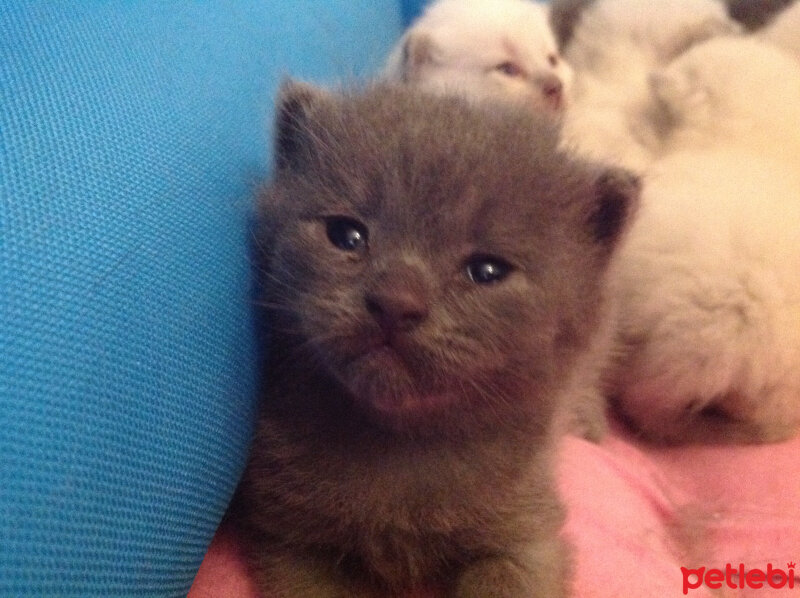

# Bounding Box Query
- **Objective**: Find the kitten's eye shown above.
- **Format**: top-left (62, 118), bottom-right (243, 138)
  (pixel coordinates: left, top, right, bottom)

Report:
top-left (495, 61), bottom-right (524, 77)
top-left (325, 217), bottom-right (368, 252)
top-left (465, 255), bottom-right (513, 285)
top-left (548, 54), bottom-right (559, 68)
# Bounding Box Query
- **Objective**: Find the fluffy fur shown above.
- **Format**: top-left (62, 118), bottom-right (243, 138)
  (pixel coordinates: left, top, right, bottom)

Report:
top-left (548, 0), bottom-right (594, 50)
top-left (237, 82), bottom-right (639, 597)
top-left (566, 0), bottom-right (738, 71)
top-left (610, 37), bottom-right (800, 444)
top-left (759, 1), bottom-right (800, 62)
top-left (560, 0), bottom-right (741, 171)
top-left (549, 0), bottom-right (794, 47)
top-left (651, 37), bottom-right (800, 159)
top-left (383, 0), bottom-right (573, 117)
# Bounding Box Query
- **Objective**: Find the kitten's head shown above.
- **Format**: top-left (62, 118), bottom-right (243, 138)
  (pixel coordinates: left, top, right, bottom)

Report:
top-left (650, 37), bottom-right (800, 144)
top-left (259, 81), bottom-right (638, 434)
top-left (388, 0), bottom-right (573, 117)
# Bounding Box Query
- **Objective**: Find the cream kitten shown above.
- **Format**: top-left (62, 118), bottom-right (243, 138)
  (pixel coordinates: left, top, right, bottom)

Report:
top-left (384, 0), bottom-right (573, 117)
top-left (561, 0), bottom-right (741, 171)
top-left (611, 37), bottom-right (800, 444)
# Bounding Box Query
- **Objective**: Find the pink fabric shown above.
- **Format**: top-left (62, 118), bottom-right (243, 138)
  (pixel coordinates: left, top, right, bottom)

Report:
top-left (189, 523), bottom-right (261, 598)
top-left (190, 419), bottom-right (800, 598)
top-left (560, 421), bottom-right (800, 597)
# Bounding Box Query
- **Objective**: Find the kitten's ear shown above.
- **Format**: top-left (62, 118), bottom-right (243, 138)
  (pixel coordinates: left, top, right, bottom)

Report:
top-left (401, 32), bottom-right (438, 81)
top-left (273, 79), bottom-right (332, 171)
top-left (587, 167), bottom-right (640, 253)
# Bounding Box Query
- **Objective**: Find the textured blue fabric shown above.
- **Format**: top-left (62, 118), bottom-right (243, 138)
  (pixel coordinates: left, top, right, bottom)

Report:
top-left (0, 2), bottom-right (402, 596)
top-left (399, 1), bottom-right (552, 26)
top-left (401, 0), bottom-right (430, 24)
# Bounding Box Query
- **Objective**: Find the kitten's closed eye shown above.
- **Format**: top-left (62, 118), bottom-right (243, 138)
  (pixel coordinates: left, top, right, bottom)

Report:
top-left (465, 255), bottom-right (513, 285)
top-left (548, 54), bottom-right (559, 68)
top-left (325, 216), bottom-right (369, 252)
top-left (494, 61), bottom-right (525, 77)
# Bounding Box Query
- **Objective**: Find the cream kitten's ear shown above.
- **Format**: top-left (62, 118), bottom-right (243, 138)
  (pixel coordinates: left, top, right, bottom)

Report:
top-left (401, 32), bottom-right (439, 81)
top-left (273, 79), bottom-right (333, 171)
top-left (588, 168), bottom-right (640, 255)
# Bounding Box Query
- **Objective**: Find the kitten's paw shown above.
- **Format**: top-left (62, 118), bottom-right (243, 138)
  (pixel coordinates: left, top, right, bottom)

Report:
top-left (556, 364), bottom-right (609, 443)
top-left (568, 390), bottom-right (608, 443)
top-left (576, 411), bottom-right (608, 443)
top-left (452, 540), bottom-right (571, 598)
top-left (555, 399), bottom-right (607, 443)
top-left (251, 549), bottom-right (375, 598)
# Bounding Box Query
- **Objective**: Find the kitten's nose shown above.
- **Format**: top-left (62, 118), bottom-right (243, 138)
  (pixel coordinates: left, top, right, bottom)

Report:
top-left (365, 266), bottom-right (429, 334)
top-left (538, 74), bottom-right (563, 110)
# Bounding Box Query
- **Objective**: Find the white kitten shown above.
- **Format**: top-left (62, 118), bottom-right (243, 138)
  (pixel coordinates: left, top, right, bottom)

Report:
top-left (759, 2), bottom-right (800, 64)
top-left (561, 0), bottom-right (741, 171)
top-left (611, 37), bottom-right (800, 444)
top-left (383, 0), bottom-right (574, 117)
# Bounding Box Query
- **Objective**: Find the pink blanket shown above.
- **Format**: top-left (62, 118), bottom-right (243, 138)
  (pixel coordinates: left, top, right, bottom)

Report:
top-left (190, 418), bottom-right (800, 597)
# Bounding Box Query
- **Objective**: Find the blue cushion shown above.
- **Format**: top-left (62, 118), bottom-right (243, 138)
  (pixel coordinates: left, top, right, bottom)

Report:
top-left (401, 0), bottom-right (430, 24)
top-left (400, 1), bottom-right (552, 26)
top-left (0, 2), bottom-right (402, 596)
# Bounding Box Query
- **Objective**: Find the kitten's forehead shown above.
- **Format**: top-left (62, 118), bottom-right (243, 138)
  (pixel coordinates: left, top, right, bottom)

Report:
top-left (428, 10), bottom-right (558, 67)
top-left (320, 90), bottom-right (558, 178)
top-left (404, 0), bottom-right (560, 71)
top-left (290, 85), bottom-right (588, 251)
top-left (421, 0), bottom-right (554, 42)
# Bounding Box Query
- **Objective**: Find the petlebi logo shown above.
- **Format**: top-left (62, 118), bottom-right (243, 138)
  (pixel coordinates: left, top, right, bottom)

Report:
top-left (682, 562), bottom-right (797, 594)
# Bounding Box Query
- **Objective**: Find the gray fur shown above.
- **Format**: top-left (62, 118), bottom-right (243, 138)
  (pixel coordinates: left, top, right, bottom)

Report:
top-left (237, 82), bottom-right (639, 597)
top-left (726, 0), bottom-right (796, 29)
top-left (549, 0), bottom-right (596, 49)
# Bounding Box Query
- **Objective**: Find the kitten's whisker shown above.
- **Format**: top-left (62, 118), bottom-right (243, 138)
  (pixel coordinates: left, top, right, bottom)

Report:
top-left (258, 267), bottom-right (304, 291)
top-left (248, 226), bottom-right (272, 257)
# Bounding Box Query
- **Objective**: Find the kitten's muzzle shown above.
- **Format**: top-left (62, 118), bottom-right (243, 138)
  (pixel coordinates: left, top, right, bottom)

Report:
top-left (364, 266), bottom-right (430, 336)
top-left (537, 73), bottom-right (564, 112)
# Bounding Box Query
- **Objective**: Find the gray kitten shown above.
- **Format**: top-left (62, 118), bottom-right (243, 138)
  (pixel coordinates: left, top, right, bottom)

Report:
top-left (237, 82), bottom-right (639, 598)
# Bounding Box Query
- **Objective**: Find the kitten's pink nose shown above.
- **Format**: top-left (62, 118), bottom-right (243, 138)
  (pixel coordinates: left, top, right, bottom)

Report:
top-left (538, 74), bottom-right (563, 111)
top-left (365, 267), bottom-right (429, 334)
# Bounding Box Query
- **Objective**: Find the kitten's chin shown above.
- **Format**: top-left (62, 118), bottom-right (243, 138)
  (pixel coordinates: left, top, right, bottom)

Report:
top-left (337, 346), bottom-right (458, 427)
top-left (366, 388), bottom-right (459, 427)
